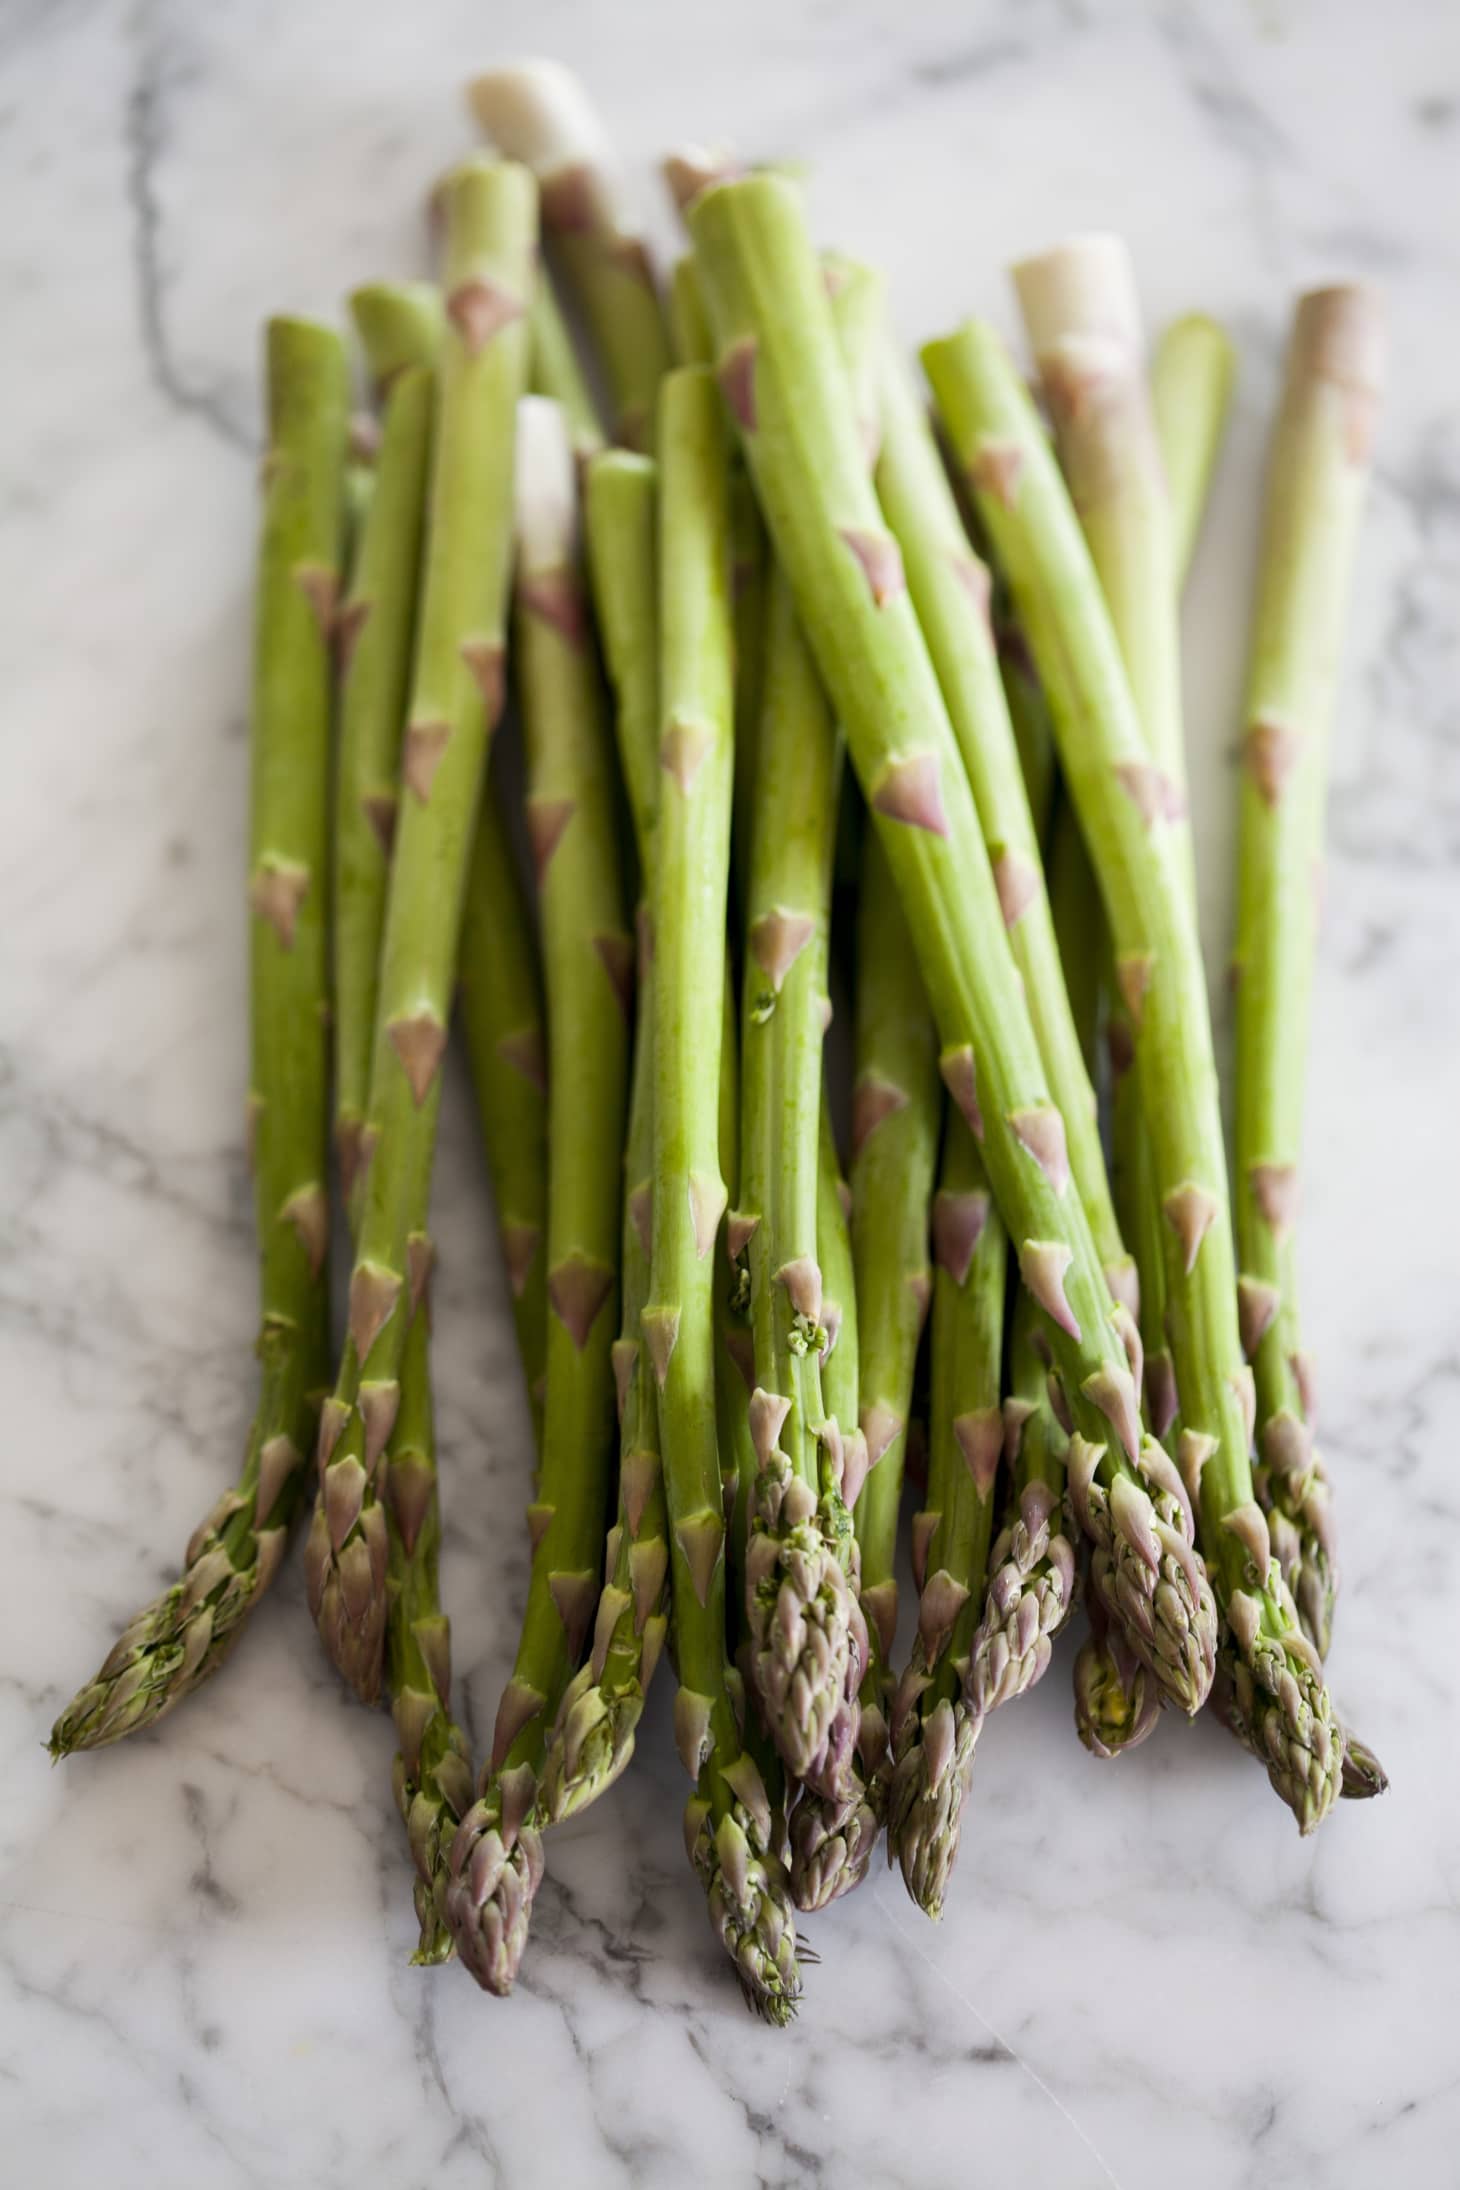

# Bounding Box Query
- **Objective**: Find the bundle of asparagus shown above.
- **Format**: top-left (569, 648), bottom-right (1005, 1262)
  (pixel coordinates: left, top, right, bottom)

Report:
top-left (50, 62), bottom-right (1387, 2026)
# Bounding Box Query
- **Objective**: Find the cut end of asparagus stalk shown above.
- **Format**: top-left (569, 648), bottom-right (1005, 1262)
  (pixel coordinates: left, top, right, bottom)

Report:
top-left (1289, 282), bottom-right (1387, 406)
top-left (514, 393), bottom-right (580, 571)
top-left (442, 1769), bottom-right (546, 1994)
top-left (1011, 232), bottom-right (1143, 360)
top-left (349, 281), bottom-right (445, 394)
top-left (468, 58), bottom-right (619, 228)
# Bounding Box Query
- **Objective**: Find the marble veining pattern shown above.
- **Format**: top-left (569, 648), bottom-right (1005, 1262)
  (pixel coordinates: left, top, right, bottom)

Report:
top-left (2, 2), bottom-right (1457, 2184)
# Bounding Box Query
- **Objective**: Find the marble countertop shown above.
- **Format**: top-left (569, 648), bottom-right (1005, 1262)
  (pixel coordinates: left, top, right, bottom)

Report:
top-left (4, 2), bottom-right (1457, 2184)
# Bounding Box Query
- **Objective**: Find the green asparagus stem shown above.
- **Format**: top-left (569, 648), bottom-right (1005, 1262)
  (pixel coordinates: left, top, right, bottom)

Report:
top-left (968, 1285), bottom-right (1079, 1724)
top-left (690, 175), bottom-right (1213, 1723)
top-left (925, 317), bottom-right (1342, 1831)
top-left (469, 62), bottom-right (671, 451)
top-left (538, 448), bottom-right (670, 1823)
top-left (50, 319), bottom-right (346, 1755)
top-left (789, 830), bottom-right (938, 1909)
top-left (877, 336), bottom-right (1134, 1312)
top-left (383, 1255), bottom-right (475, 1961)
top-left (889, 1111), bottom-right (1005, 1917)
top-left (649, 365), bottom-right (800, 2023)
top-left (336, 285), bottom-right (438, 1204)
top-left (457, 770), bottom-right (551, 1448)
top-left (669, 255), bottom-right (715, 368)
top-left (528, 267), bottom-right (606, 465)
top-left (445, 397), bottom-right (631, 1991)
top-left (816, 1110), bottom-right (858, 1440)
top-left (998, 616), bottom-right (1057, 846)
top-left (1151, 312), bottom-right (1238, 582)
top-left (1233, 287), bottom-right (1384, 1658)
top-left (306, 158), bottom-right (535, 1705)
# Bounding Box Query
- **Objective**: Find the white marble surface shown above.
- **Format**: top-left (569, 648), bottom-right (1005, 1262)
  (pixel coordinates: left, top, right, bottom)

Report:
top-left (4, 2), bottom-right (1458, 2184)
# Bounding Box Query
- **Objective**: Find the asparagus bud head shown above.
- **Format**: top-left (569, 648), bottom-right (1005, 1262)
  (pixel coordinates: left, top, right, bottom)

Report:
top-left (1218, 1578), bottom-right (1345, 1835)
top-left (886, 1693), bottom-right (978, 1920)
top-left (1073, 1595), bottom-right (1162, 1758)
top-left (442, 1765), bottom-right (546, 1994)
top-left (965, 1478), bottom-right (1078, 1719)
top-left (687, 1764), bottom-right (802, 2027)
top-left (1067, 1431), bottom-right (1218, 1714)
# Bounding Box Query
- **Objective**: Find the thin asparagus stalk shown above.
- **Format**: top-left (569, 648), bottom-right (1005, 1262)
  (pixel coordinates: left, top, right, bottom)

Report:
top-left (888, 1110), bottom-right (1005, 1918)
top-left (1233, 287), bottom-right (1384, 1658)
top-left (538, 448), bottom-right (670, 1823)
top-left (816, 1109), bottom-right (858, 1443)
top-left (335, 286), bottom-right (439, 1205)
top-left (789, 830), bottom-right (938, 1910)
top-left (925, 318), bottom-right (1343, 1831)
top-left (457, 770), bottom-right (551, 1449)
top-left (445, 397), bottom-right (631, 1991)
top-left (50, 319), bottom-right (346, 1754)
top-left (469, 62), bottom-right (671, 451)
top-left (343, 287), bottom-right (476, 1958)
top-left (306, 157), bottom-right (535, 1704)
top-left (735, 520), bottom-right (864, 1801)
top-left (689, 175), bottom-right (1213, 1723)
top-left (528, 267), bottom-right (606, 465)
top-left (968, 1285), bottom-right (1078, 1723)
top-left (648, 365), bottom-right (800, 2023)
top-left (1151, 312), bottom-right (1238, 582)
top-left (998, 614), bottom-right (1057, 846)
top-left (383, 1253), bottom-right (475, 1962)
top-left (877, 336), bottom-right (1135, 1313)
top-left (669, 254), bottom-right (715, 368)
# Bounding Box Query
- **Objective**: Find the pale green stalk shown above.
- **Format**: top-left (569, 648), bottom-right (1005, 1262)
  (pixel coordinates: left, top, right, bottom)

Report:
top-left (529, 267), bottom-right (606, 464)
top-left (1152, 312), bottom-right (1237, 581)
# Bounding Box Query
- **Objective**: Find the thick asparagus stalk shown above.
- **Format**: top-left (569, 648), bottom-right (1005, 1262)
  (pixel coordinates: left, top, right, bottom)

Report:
top-left (1151, 312), bottom-right (1237, 583)
top-left (925, 319), bottom-right (1342, 1830)
top-left (50, 319), bottom-right (346, 1755)
top-left (790, 831), bottom-right (938, 1909)
top-left (877, 336), bottom-right (1134, 1312)
top-left (306, 158), bottom-right (535, 1705)
top-left (1233, 287), bottom-right (1384, 1657)
top-left (335, 286), bottom-right (439, 1204)
top-left (538, 449), bottom-right (669, 1823)
top-left (469, 62), bottom-right (670, 451)
top-left (889, 1111), bottom-right (1005, 1917)
top-left (648, 366), bottom-right (800, 2023)
top-left (528, 267), bottom-right (606, 465)
top-left (457, 773), bottom-right (551, 1448)
top-left (689, 175), bottom-right (1213, 1721)
top-left (445, 398), bottom-right (631, 1991)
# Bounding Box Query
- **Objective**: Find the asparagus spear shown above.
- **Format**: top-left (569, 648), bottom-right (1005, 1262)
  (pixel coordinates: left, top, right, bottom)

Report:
top-left (1073, 1585), bottom-right (1161, 1759)
top-left (669, 254), bottom-right (715, 368)
top-left (334, 286), bottom-right (439, 1205)
top-left (50, 320), bottom-right (345, 1754)
top-left (469, 62), bottom-right (670, 451)
top-left (789, 831), bottom-right (938, 1909)
top-left (876, 336), bottom-right (1135, 1313)
top-left (1232, 288), bottom-right (1383, 1662)
top-left (538, 449), bottom-right (669, 1823)
top-left (457, 772), bottom-right (551, 1449)
top-left (528, 267), bottom-right (606, 465)
top-left (648, 365), bottom-right (800, 2023)
top-left (445, 397), bottom-right (631, 1991)
top-left (1151, 312), bottom-right (1238, 583)
top-left (689, 175), bottom-right (1213, 1722)
top-left (816, 1109), bottom-right (859, 1447)
top-left (888, 1110), bottom-right (1005, 1917)
top-left (925, 319), bottom-right (1343, 1831)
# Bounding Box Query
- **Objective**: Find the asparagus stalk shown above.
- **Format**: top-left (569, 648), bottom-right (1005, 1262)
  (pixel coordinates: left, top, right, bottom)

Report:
top-left (816, 1109), bottom-right (858, 1443)
top-left (306, 158), bottom-right (535, 1704)
top-left (648, 365), bottom-right (800, 2023)
top-left (457, 770), bottom-right (551, 1448)
top-left (889, 1110), bottom-right (1005, 1917)
top-left (538, 449), bottom-right (670, 1823)
top-left (383, 1251), bottom-right (475, 1961)
top-left (877, 335), bottom-right (1135, 1313)
top-left (50, 319), bottom-right (346, 1754)
top-left (335, 286), bottom-right (439, 1205)
top-left (790, 830), bottom-right (938, 1909)
top-left (528, 267), bottom-right (606, 465)
top-left (968, 1285), bottom-right (1078, 1724)
top-left (469, 62), bottom-right (670, 451)
top-left (445, 397), bottom-right (631, 1991)
top-left (735, 529), bottom-right (864, 1801)
top-left (1233, 287), bottom-right (1384, 1658)
top-left (1151, 312), bottom-right (1238, 583)
top-left (689, 175), bottom-right (1213, 1722)
top-left (669, 254), bottom-right (715, 368)
top-left (925, 318), bottom-right (1342, 1830)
